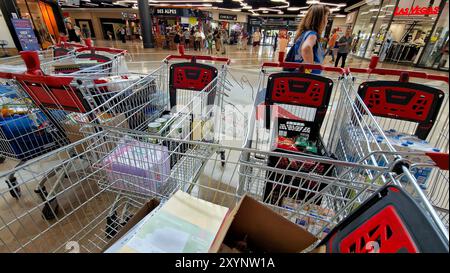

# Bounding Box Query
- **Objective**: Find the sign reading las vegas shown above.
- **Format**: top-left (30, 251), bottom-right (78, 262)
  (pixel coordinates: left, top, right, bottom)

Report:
top-left (394, 5), bottom-right (440, 16)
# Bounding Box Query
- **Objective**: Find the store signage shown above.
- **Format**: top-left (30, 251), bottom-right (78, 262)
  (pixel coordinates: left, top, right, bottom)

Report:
top-left (219, 14), bottom-right (237, 21)
top-left (11, 19), bottom-right (40, 51)
top-left (394, 5), bottom-right (440, 16)
top-left (153, 8), bottom-right (183, 16)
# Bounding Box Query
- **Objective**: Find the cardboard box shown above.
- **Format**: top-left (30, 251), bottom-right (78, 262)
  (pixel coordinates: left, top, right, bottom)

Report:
top-left (210, 195), bottom-right (324, 253)
top-left (102, 199), bottom-right (160, 252)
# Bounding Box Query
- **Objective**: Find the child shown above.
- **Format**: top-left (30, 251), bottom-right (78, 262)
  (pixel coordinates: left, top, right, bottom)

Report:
top-left (207, 33), bottom-right (214, 55)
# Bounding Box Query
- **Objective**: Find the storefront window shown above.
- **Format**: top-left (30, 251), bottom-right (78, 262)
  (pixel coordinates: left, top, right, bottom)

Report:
top-left (381, 0), bottom-right (441, 64)
top-left (351, 0), bottom-right (383, 57)
top-left (418, 0), bottom-right (449, 70)
top-left (364, 0), bottom-right (397, 58)
top-left (16, 0), bottom-right (57, 49)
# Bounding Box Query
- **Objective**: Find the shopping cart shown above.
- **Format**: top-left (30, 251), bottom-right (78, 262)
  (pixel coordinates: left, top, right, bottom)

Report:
top-left (74, 45), bottom-right (232, 169)
top-left (0, 127), bottom-right (447, 252)
top-left (0, 44), bottom-right (132, 200)
top-left (348, 56), bottom-right (449, 231)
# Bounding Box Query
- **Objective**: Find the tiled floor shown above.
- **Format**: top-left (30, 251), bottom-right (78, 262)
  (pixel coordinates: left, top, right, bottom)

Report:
top-left (0, 39), bottom-right (448, 252)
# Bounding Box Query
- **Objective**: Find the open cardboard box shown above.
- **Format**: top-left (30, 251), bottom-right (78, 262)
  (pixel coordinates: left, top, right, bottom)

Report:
top-left (102, 195), bottom-right (326, 253)
top-left (209, 194), bottom-right (326, 253)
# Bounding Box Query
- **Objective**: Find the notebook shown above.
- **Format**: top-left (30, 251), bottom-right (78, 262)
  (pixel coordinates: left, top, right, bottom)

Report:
top-left (115, 190), bottom-right (229, 253)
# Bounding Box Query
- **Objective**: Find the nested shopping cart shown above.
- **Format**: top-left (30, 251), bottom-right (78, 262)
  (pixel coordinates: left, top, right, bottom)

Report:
top-left (236, 53), bottom-right (449, 249)
top-left (72, 45), bottom-right (233, 195)
top-left (348, 56), bottom-right (449, 231)
top-left (0, 126), bottom-right (447, 253)
top-left (0, 44), bottom-right (89, 165)
top-left (0, 45), bottom-right (133, 202)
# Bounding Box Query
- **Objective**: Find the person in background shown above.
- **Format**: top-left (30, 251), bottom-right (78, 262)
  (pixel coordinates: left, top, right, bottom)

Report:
top-left (81, 24), bottom-right (90, 39)
top-left (237, 31), bottom-right (243, 50)
top-left (273, 32), bottom-right (278, 51)
top-left (206, 32), bottom-right (214, 55)
top-left (194, 29), bottom-right (202, 51)
top-left (220, 28), bottom-right (227, 54)
top-left (252, 28), bottom-right (261, 48)
top-left (335, 28), bottom-right (353, 68)
top-left (120, 27), bottom-right (126, 43)
top-left (107, 30), bottom-right (113, 40)
top-left (183, 29), bottom-right (191, 50)
top-left (287, 4), bottom-right (330, 74)
top-left (174, 30), bottom-right (181, 48)
top-left (325, 28), bottom-right (338, 63)
top-left (66, 22), bottom-right (80, 42)
top-left (214, 28), bottom-right (221, 53)
top-left (241, 31), bottom-right (248, 50)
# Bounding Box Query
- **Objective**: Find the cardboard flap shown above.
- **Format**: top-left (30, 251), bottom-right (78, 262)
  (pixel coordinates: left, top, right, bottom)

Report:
top-left (228, 195), bottom-right (317, 252)
top-left (209, 194), bottom-right (245, 252)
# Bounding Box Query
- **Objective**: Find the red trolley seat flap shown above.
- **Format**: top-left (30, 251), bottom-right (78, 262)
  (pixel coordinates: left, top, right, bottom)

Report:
top-left (357, 81), bottom-right (445, 140)
top-left (264, 72), bottom-right (334, 131)
top-left (319, 184), bottom-right (448, 253)
top-left (169, 62), bottom-right (218, 91)
top-left (14, 74), bottom-right (89, 113)
top-left (168, 62), bottom-right (218, 108)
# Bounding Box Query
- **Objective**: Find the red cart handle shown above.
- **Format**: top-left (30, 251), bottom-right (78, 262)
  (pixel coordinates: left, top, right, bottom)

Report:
top-left (163, 45), bottom-right (231, 65)
top-left (75, 46), bottom-right (127, 55)
top-left (426, 152), bottom-right (449, 170)
top-left (262, 51), bottom-right (347, 75)
top-left (349, 56), bottom-right (449, 84)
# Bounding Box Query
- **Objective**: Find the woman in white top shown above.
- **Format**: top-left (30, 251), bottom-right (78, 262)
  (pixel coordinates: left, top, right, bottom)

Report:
top-left (252, 29), bottom-right (261, 47)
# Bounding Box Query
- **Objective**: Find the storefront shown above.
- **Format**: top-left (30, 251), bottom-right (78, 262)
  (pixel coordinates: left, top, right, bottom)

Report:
top-left (248, 17), bottom-right (298, 46)
top-left (0, 0), bottom-right (65, 50)
top-left (348, 0), bottom-right (448, 71)
top-left (13, 0), bottom-right (65, 49)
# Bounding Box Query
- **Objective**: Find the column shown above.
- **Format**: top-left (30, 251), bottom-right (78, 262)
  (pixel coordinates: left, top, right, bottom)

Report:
top-left (138, 0), bottom-right (153, 48)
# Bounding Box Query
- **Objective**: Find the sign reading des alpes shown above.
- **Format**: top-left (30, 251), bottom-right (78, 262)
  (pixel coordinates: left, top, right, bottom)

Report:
top-left (394, 5), bottom-right (440, 16)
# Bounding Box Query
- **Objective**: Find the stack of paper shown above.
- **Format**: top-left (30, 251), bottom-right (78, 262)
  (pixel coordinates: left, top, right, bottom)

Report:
top-left (114, 190), bottom-right (229, 253)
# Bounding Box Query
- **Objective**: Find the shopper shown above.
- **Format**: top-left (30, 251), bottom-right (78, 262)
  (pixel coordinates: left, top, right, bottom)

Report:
top-left (206, 32), bottom-right (214, 55)
top-left (325, 28), bottom-right (338, 63)
top-left (273, 32), bottom-right (278, 51)
top-left (285, 4), bottom-right (330, 74)
top-left (120, 27), bottom-right (126, 43)
top-left (220, 28), bottom-right (227, 54)
top-left (252, 28), bottom-right (261, 47)
top-left (241, 31), bottom-right (248, 50)
top-left (66, 22), bottom-right (80, 43)
top-left (81, 24), bottom-right (90, 39)
top-left (335, 28), bottom-right (353, 68)
top-left (214, 29), bottom-right (221, 53)
top-left (194, 29), bottom-right (202, 51)
top-left (174, 30), bottom-right (181, 47)
top-left (237, 31), bottom-right (243, 50)
top-left (183, 29), bottom-right (190, 49)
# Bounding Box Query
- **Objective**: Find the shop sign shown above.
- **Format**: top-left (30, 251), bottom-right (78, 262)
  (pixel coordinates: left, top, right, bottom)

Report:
top-left (11, 18), bottom-right (40, 51)
top-left (249, 18), bottom-right (261, 25)
top-left (153, 8), bottom-right (183, 16)
top-left (219, 14), bottom-right (237, 21)
top-left (394, 5), bottom-right (440, 16)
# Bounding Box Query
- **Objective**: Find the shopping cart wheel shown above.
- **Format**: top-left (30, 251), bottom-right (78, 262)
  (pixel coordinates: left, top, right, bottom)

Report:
top-left (41, 198), bottom-right (60, 221)
top-left (0, 156), bottom-right (5, 164)
top-left (5, 174), bottom-right (21, 199)
top-left (35, 186), bottom-right (59, 220)
top-left (105, 211), bottom-right (120, 239)
top-left (220, 150), bottom-right (225, 167)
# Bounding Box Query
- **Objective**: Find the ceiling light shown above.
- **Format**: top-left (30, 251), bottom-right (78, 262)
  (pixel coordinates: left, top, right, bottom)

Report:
top-left (231, 9), bottom-right (241, 12)
top-left (278, 11), bottom-right (284, 14)
top-left (320, 2), bottom-right (346, 7)
top-left (242, 5), bottom-right (251, 9)
top-left (306, 0), bottom-right (320, 4)
top-left (287, 7), bottom-right (301, 11)
top-left (335, 14), bottom-right (346, 17)
top-left (262, 10), bottom-right (269, 13)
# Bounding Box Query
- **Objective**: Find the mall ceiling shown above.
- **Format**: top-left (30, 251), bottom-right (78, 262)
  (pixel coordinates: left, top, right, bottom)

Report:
top-left (60, 0), bottom-right (359, 16)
